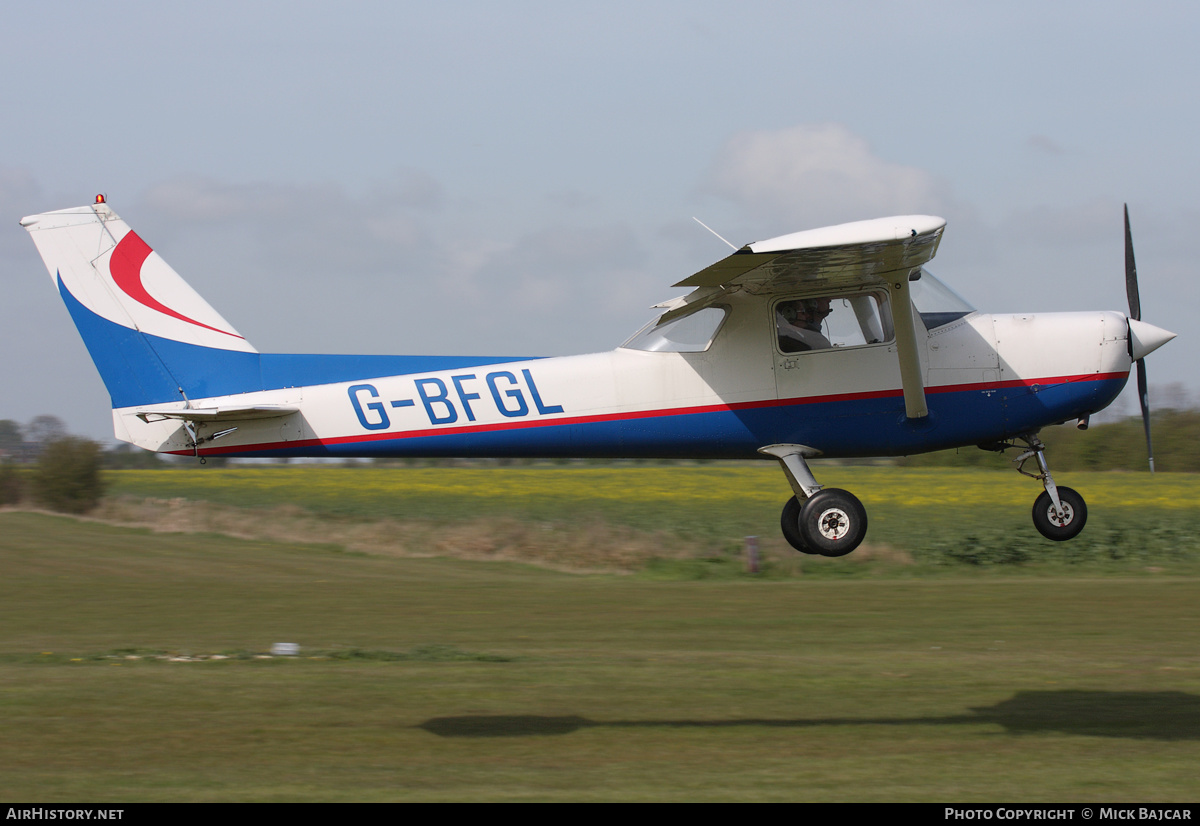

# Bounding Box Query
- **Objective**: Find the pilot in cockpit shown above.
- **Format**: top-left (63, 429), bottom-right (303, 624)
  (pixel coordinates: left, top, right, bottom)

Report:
top-left (777, 297), bottom-right (833, 353)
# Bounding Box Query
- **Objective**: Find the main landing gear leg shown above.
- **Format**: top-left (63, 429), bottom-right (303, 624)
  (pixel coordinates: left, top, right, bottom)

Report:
top-left (759, 445), bottom-right (868, 557)
top-left (1013, 434), bottom-right (1088, 541)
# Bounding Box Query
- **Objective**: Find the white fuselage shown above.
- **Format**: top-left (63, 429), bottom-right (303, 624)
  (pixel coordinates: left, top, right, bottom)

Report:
top-left (117, 285), bottom-right (1133, 461)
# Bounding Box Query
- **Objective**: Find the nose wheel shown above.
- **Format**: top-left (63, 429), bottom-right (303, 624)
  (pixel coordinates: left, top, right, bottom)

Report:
top-left (1032, 486), bottom-right (1087, 541)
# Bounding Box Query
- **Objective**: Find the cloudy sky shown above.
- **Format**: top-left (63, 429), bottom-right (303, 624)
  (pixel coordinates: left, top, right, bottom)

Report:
top-left (2, 1), bottom-right (1196, 441)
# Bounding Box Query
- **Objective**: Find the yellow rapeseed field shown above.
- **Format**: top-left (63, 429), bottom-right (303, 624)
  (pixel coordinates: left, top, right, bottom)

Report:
top-left (108, 464), bottom-right (1200, 510)
top-left (102, 464), bottom-right (1200, 568)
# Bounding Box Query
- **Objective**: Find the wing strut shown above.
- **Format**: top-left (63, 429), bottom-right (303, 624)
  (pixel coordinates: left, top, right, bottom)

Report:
top-left (886, 272), bottom-right (928, 419)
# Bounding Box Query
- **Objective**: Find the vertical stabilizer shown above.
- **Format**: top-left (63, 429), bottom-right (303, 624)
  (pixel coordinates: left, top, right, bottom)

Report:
top-left (21, 202), bottom-right (262, 408)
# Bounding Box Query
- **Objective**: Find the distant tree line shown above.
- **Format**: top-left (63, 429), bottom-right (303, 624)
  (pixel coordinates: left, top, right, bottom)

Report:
top-left (0, 416), bottom-right (169, 469)
top-left (0, 414), bottom-right (67, 463)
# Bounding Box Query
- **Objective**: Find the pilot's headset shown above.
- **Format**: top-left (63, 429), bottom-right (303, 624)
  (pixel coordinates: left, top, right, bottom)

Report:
top-left (802, 298), bottom-right (831, 319)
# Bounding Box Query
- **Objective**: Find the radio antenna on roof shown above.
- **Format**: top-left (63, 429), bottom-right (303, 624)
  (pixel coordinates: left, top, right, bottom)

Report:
top-left (692, 217), bottom-right (737, 251)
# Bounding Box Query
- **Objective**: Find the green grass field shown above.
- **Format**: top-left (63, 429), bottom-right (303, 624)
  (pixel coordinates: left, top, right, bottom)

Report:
top-left (3, 506), bottom-right (1200, 801)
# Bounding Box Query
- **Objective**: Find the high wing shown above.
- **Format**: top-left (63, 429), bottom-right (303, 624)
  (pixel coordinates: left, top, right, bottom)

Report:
top-left (675, 215), bottom-right (945, 291)
top-left (663, 215), bottom-right (946, 419)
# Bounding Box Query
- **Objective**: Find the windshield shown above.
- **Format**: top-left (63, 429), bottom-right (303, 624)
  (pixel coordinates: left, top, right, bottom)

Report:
top-left (910, 269), bottom-right (974, 329)
top-left (622, 306), bottom-right (728, 352)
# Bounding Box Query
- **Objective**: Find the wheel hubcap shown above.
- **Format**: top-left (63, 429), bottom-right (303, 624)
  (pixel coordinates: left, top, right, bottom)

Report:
top-left (1048, 503), bottom-right (1074, 527)
top-left (817, 507), bottom-right (850, 540)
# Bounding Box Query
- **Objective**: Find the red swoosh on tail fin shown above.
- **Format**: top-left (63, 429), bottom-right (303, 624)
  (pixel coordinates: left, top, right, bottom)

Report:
top-left (109, 231), bottom-right (243, 340)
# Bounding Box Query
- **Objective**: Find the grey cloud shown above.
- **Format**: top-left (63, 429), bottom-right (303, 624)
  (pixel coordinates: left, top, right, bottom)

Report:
top-left (703, 123), bottom-right (955, 232)
top-left (114, 178), bottom-right (656, 357)
top-left (452, 223), bottom-right (651, 349)
top-left (1027, 134), bottom-right (1067, 155)
top-left (998, 199), bottom-right (1122, 248)
top-left (545, 189), bottom-right (599, 210)
top-left (126, 177), bottom-right (449, 354)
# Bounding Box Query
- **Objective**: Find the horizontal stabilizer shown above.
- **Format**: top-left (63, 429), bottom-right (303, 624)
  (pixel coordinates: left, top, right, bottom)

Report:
top-left (135, 405), bottom-right (300, 424)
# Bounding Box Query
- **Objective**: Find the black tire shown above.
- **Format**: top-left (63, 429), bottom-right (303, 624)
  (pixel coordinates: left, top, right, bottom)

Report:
top-left (780, 496), bottom-right (814, 554)
top-left (798, 488), bottom-right (867, 557)
top-left (1032, 486), bottom-right (1087, 541)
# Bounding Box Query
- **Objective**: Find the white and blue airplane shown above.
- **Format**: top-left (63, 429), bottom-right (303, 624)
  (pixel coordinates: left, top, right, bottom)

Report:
top-left (21, 197), bottom-right (1175, 556)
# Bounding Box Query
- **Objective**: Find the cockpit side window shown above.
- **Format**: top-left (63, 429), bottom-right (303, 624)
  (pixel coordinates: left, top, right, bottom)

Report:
top-left (775, 293), bottom-right (892, 354)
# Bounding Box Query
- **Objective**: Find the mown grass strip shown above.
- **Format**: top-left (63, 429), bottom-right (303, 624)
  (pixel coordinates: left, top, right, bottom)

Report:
top-left (2, 512), bottom-right (1199, 801)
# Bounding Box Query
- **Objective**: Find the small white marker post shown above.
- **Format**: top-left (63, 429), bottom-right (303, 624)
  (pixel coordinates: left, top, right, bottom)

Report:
top-left (745, 536), bottom-right (759, 574)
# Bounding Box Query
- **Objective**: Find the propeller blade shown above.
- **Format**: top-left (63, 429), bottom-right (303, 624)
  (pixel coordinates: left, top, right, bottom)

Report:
top-left (1137, 358), bottom-right (1154, 473)
top-left (1125, 206), bottom-right (1157, 473)
top-left (1125, 203), bottom-right (1141, 321)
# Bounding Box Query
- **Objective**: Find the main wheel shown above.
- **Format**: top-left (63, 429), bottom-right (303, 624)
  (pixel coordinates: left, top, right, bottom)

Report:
top-left (780, 496), bottom-right (814, 554)
top-left (1032, 486), bottom-right (1087, 541)
top-left (798, 488), bottom-right (867, 557)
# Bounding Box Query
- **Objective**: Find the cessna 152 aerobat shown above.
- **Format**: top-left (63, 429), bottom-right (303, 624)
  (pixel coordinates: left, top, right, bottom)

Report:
top-left (21, 198), bottom-right (1176, 557)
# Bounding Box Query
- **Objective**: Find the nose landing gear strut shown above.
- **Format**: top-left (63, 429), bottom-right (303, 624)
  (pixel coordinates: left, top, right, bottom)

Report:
top-left (1012, 434), bottom-right (1088, 541)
